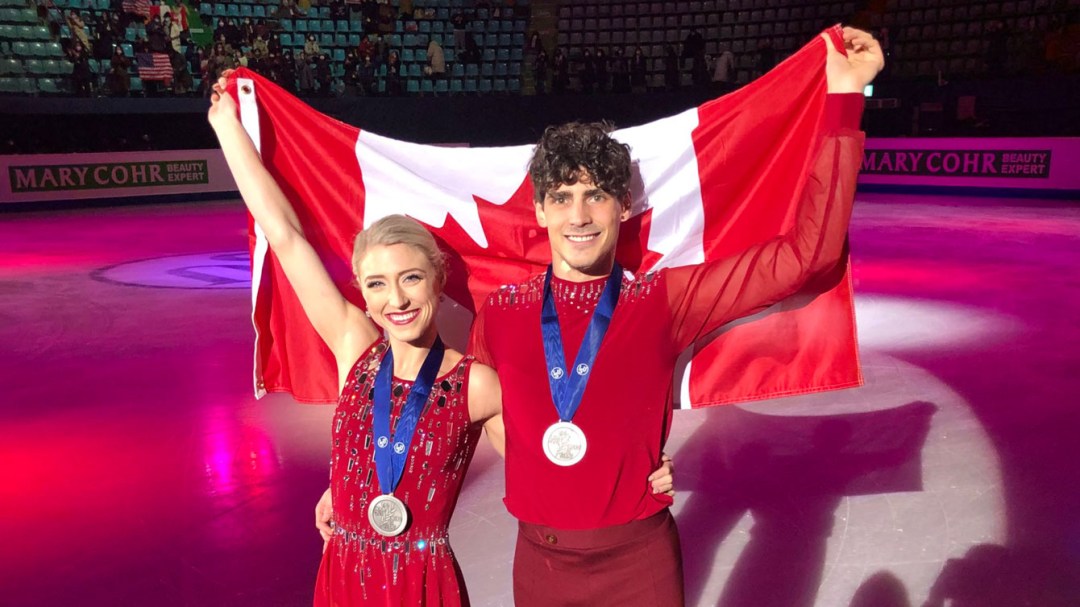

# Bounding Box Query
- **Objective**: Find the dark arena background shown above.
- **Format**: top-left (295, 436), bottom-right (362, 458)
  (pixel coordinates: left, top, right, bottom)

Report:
top-left (2, 1), bottom-right (1079, 606)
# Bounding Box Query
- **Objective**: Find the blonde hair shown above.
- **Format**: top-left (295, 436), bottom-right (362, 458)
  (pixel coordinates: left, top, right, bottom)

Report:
top-left (352, 215), bottom-right (447, 286)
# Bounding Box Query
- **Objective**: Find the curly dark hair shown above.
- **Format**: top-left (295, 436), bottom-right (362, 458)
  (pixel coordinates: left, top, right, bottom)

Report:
top-left (528, 122), bottom-right (632, 204)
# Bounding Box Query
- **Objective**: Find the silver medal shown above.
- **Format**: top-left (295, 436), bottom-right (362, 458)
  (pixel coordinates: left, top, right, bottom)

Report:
top-left (542, 421), bottom-right (588, 466)
top-left (368, 494), bottom-right (409, 536)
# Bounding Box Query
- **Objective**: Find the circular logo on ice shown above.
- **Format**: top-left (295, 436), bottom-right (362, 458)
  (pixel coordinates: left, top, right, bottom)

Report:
top-left (93, 251), bottom-right (251, 289)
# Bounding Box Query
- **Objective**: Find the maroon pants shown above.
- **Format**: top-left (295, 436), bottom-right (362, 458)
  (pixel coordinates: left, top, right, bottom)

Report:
top-left (513, 509), bottom-right (685, 607)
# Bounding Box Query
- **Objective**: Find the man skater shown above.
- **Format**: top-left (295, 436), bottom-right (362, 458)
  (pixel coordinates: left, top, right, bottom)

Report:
top-left (468, 27), bottom-right (884, 606)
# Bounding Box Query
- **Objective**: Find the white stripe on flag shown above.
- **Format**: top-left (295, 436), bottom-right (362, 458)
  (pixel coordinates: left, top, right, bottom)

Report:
top-left (238, 77), bottom-right (269, 399)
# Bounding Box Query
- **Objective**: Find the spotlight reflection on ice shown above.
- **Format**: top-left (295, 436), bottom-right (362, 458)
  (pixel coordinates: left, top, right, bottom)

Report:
top-left (854, 295), bottom-right (1022, 352)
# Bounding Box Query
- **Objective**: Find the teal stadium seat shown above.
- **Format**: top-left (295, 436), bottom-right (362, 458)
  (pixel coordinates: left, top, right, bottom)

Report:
top-left (0, 58), bottom-right (22, 75)
top-left (17, 76), bottom-right (35, 93)
top-left (38, 77), bottom-right (61, 93)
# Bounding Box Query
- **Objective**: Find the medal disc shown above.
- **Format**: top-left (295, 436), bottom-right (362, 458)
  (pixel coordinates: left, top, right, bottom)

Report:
top-left (368, 494), bottom-right (409, 536)
top-left (542, 421), bottom-right (588, 466)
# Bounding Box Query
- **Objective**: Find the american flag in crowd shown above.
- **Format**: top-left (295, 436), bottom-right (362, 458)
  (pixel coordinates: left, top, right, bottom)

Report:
top-left (122, 0), bottom-right (151, 17)
top-left (135, 53), bottom-right (172, 82)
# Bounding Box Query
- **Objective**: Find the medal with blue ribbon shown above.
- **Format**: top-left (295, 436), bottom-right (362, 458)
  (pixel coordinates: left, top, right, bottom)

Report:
top-left (540, 263), bottom-right (623, 466)
top-left (368, 337), bottom-right (445, 536)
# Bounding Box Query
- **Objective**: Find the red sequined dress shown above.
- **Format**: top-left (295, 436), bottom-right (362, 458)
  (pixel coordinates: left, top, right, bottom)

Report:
top-left (314, 340), bottom-right (482, 607)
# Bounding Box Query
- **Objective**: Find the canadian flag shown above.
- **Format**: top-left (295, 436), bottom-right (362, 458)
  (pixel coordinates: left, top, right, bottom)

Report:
top-left (232, 26), bottom-right (862, 408)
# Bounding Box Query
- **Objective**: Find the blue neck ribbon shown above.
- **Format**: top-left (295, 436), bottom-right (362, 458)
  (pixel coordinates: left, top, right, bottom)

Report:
top-left (540, 264), bottom-right (623, 423)
top-left (372, 337), bottom-right (445, 496)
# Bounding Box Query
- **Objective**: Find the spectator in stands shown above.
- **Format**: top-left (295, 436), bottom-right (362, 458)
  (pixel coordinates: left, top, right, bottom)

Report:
top-left (375, 34), bottom-right (390, 66)
top-left (252, 35), bottom-right (269, 60)
top-left (342, 49), bottom-right (359, 96)
top-left (425, 36), bottom-right (445, 79)
top-left (240, 17), bottom-right (255, 46)
top-left (630, 46), bottom-right (647, 93)
top-left (398, 0), bottom-right (413, 19)
top-left (330, 0), bottom-right (347, 23)
top-left (462, 33), bottom-right (481, 65)
top-left (451, 11), bottom-right (467, 49)
top-left (280, 49), bottom-right (297, 93)
top-left (107, 45), bottom-right (131, 97)
top-left (92, 13), bottom-right (114, 60)
top-left (315, 53), bottom-right (330, 96)
top-left (681, 29), bottom-right (704, 70)
top-left (357, 34), bottom-right (375, 62)
top-left (711, 42), bottom-right (735, 94)
top-left (361, 0), bottom-right (379, 34)
top-left (304, 34), bottom-right (321, 61)
top-left (214, 18), bottom-right (228, 43)
top-left (268, 32), bottom-right (283, 56)
top-left (67, 10), bottom-right (91, 52)
top-left (377, 3), bottom-right (395, 34)
top-left (147, 14), bottom-right (167, 53)
top-left (664, 44), bottom-right (679, 90)
top-left (171, 49), bottom-right (193, 95)
top-left (580, 48), bottom-right (596, 93)
top-left (188, 45), bottom-right (203, 80)
top-left (595, 47), bottom-right (609, 93)
top-left (610, 47), bottom-right (630, 94)
top-left (358, 54), bottom-right (376, 96)
top-left (275, 0), bottom-right (301, 19)
top-left (552, 47), bottom-right (569, 94)
top-left (296, 51), bottom-right (315, 95)
top-left (225, 18), bottom-right (243, 48)
top-left (533, 48), bottom-right (548, 95)
top-left (385, 49), bottom-right (403, 96)
top-left (166, 13), bottom-right (183, 54)
top-left (67, 40), bottom-right (94, 97)
top-left (233, 49), bottom-right (248, 69)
